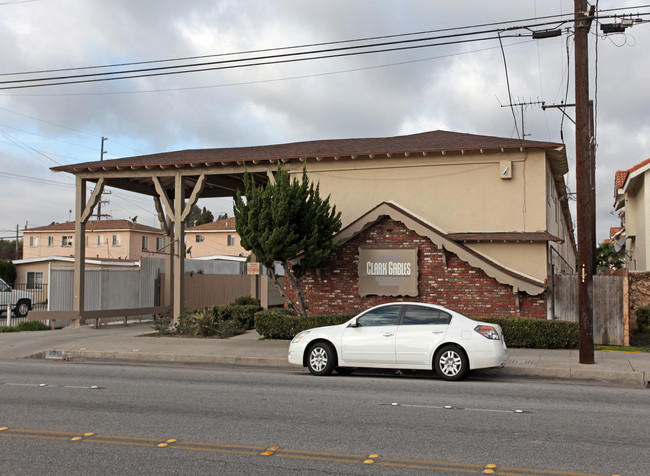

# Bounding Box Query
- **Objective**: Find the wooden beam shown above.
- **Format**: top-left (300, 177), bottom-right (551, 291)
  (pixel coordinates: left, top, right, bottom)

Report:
top-left (153, 196), bottom-right (171, 236)
top-left (181, 173), bottom-right (206, 222)
top-left (80, 177), bottom-right (105, 223)
top-left (153, 176), bottom-right (174, 220)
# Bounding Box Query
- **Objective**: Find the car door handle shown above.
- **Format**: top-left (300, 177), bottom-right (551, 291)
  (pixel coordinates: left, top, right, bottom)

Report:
top-left (382, 332), bottom-right (394, 337)
top-left (432, 331), bottom-right (445, 334)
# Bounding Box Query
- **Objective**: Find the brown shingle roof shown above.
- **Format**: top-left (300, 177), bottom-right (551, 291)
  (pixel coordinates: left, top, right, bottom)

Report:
top-left (52, 130), bottom-right (564, 172)
top-left (25, 219), bottom-right (162, 234)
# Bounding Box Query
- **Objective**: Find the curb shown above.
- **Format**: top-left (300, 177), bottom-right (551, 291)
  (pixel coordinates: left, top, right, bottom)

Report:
top-left (59, 350), bottom-right (290, 369)
top-left (495, 366), bottom-right (648, 388)
top-left (32, 350), bottom-right (649, 388)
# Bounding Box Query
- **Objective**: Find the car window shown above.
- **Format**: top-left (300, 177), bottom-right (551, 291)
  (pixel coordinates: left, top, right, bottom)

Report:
top-left (357, 306), bottom-right (401, 327)
top-left (402, 305), bottom-right (452, 325)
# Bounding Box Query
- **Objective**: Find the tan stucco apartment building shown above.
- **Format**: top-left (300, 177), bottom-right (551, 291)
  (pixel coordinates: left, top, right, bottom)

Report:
top-left (52, 130), bottom-right (575, 320)
top-left (185, 217), bottom-right (248, 258)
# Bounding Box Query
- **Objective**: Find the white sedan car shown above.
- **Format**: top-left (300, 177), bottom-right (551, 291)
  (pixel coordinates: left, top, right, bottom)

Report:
top-left (288, 302), bottom-right (507, 380)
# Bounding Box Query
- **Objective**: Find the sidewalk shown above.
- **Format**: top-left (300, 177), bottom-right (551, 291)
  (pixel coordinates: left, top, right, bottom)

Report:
top-left (0, 322), bottom-right (648, 388)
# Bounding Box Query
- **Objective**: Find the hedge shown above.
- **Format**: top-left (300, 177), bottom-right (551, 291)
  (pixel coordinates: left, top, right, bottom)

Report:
top-left (254, 309), bottom-right (354, 340)
top-left (477, 316), bottom-right (578, 349)
top-left (255, 310), bottom-right (579, 349)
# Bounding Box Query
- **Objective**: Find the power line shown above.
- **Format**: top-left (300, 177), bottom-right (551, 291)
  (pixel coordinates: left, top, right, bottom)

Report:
top-left (0, 13), bottom-right (583, 78)
top-left (0, 33), bottom-right (536, 90)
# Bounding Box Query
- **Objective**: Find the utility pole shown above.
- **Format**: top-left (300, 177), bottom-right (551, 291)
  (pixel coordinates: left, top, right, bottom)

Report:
top-left (575, 1), bottom-right (595, 364)
top-left (97, 137), bottom-right (108, 221)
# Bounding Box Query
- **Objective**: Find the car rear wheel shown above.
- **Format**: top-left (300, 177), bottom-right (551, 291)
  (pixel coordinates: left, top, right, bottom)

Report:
top-left (14, 299), bottom-right (30, 318)
top-left (434, 345), bottom-right (468, 381)
top-left (306, 342), bottom-right (336, 376)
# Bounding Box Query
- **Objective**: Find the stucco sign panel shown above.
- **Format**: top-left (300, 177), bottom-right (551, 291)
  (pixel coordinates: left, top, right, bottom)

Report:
top-left (358, 247), bottom-right (418, 297)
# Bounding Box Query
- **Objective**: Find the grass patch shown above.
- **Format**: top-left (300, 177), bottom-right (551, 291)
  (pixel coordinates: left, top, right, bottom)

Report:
top-left (594, 345), bottom-right (648, 353)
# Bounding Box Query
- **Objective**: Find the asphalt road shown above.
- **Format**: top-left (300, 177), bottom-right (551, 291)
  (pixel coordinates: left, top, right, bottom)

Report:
top-left (0, 360), bottom-right (648, 475)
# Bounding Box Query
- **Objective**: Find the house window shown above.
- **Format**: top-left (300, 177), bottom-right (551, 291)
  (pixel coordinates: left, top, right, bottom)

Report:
top-left (85, 236), bottom-right (89, 246)
top-left (47, 235), bottom-right (54, 247)
top-left (142, 236), bottom-right (149, 251)
top-left (62, 236), bottom-right (73, 247)
top-left (227, 234), bottom-right (235, 246)
top-left (27, 271), bottom-right (43, 290)
top-left (97, 235), bottom-right (103, 246)
top-left (196, 235), bottom-right (205, 243)
top-left (29, 236), bottom-right (38, 247)
top-left (156, 237), bottom-right (165, 251)
top-left (112, 234), bottom-right (121, 247)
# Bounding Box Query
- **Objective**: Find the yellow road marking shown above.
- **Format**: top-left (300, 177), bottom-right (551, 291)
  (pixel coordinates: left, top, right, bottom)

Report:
top-left (0, 426), bottom-right (613, 475)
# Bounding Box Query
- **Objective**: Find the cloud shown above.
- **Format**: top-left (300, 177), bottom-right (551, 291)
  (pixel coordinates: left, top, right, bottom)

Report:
top-left (0, 0), bottom-right (648, 244)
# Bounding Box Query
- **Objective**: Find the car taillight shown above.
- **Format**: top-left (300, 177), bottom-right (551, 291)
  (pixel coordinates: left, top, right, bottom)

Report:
top-left (474, 325), bottom-right (500, 340)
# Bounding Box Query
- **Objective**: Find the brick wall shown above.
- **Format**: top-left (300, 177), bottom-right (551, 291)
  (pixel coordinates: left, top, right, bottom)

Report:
top-left (286, 217), bottom-right (547, 319)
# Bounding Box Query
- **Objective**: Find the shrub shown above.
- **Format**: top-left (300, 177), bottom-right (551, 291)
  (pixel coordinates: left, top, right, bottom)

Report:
top-left (217, 304), bottom-right (262, 330)
top-left (232, 295), bottom-right (261, 307)
top-left (152, 315), bottom-right (173, 335)
top-left (0, 260), bottom-right (17, 284)
top-left (166, 304), bottom-right (260, 338)
top-left (635, 306), bottom-right (650, 332)
top-left (15, 321), bottom-right (49, 331)
top-left (477, 316), bottom-right (578, 349)
top-left (255, 310), bottom-right (354, 340)
top-left (0, 326), bottom-right (19, 333)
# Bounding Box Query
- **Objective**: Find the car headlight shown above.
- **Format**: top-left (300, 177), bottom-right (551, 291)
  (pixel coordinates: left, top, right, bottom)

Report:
top-left (291, 331), bottom-right (310, 343)
top-left (474, 325), bottom-right (500, 340)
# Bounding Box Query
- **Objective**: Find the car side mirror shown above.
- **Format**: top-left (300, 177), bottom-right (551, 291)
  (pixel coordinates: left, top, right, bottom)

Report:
top-left (348, 318), bottom-right (359, 328)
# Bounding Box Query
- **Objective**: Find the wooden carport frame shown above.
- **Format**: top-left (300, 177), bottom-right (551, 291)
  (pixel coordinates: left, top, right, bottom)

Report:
top-left (53, 158), bottom-right (273, 325)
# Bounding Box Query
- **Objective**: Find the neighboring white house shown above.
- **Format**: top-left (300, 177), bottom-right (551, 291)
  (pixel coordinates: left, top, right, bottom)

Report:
top-left (614, 157), bottom-right (650, 270)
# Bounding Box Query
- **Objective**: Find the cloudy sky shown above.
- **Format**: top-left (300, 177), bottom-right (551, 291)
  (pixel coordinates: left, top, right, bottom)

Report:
top-left (1, 0), bottom-right (648, 244)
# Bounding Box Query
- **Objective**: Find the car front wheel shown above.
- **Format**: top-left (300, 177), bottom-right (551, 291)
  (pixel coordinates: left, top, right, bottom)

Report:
top-left (306, 342), bottom-right (336, 376)
top-left (434, 345), bottom-right (468, 381)
top-left (14, 299), bottom-right (30, 318)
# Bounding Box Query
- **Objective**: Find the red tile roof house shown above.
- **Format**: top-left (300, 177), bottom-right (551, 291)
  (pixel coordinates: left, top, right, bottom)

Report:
top-left (22, 219), bottom-right (165, 261)
top-left (51, 130), bottom-right (576, 321)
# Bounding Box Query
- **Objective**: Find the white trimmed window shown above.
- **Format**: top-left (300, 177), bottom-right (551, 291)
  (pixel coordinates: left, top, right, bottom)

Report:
top-left (47, 235), bottom-right (54, 247)
top-left (227, 234), bottom-right (235, 246)
top-left (62, 236), bottom-right (73, 247)
top-left (112, 234), bottom-right (121, 247)
top-left (196, 235), bottom-right (205, 242)
top-left (142, 236), bottom-right (149, 251)
top-left (27, 271), bottom-right (43, 290)
top-left (29, 236), bottom-right (38, 247)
